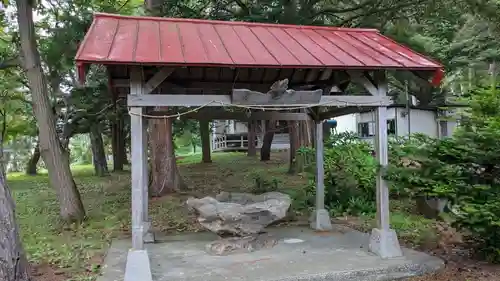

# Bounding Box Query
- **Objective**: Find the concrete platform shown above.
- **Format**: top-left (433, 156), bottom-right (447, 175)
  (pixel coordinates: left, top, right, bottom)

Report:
top-left (98, 226), bottom-right (443, 281)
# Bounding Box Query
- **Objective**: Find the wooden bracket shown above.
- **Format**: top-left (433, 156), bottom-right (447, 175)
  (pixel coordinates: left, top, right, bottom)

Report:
top-left (144, 67), bottom-right (174, 94)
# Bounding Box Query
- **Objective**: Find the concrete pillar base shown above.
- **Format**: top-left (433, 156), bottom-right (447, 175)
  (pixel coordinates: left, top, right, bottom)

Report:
top-left (124, 249), bottom-right (152, 281)
top-left (309, 209), bottom-right (333, 231)
top-left (369, 228), bottom-right (403, 259)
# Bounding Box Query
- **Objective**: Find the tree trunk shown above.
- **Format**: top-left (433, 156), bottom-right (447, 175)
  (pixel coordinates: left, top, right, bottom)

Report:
top-left (288, 121), bottom-right (299, 174)
top-left (25, 140), bottom-right (40, 175)
top-left (0, 154), bottom-right (33, 281)
top-left (260, 120), bottom-right (275, 161)
top-left (90, 125), bottom-right (109, 177)
top-left (247, 120), bottom-right (257, 157)
top-left (200, 120), bottom-right (211, 163)
top-left (111, 114), bottom-right (126, 171)
top-left (16, 0), bottom-right (85, 223)
top-left (149, 117), bottom-right (187, 196)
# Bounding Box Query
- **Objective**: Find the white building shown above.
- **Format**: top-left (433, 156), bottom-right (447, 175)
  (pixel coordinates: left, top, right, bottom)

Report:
top-left (211, 104), bottom-right (461, 151)
top-left (333, 105), bottom-right (460, 142)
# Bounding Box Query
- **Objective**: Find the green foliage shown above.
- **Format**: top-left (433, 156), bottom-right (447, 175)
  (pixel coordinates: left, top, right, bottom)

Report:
top-left (292, 133), bottom-right (378, 217)
top-left (249, 172), bottom-right (281, 194)
top-left (386, 134), bottom-right (466, 199)
top-left (386, 87), bottom-right (500, 262)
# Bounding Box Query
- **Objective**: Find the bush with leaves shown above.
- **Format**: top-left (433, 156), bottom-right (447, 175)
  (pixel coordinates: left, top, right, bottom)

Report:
top-left (294, 132), bottom-right (378, 216)
top-left (386, 87), bottom-right (500, 262)
top-left (386, 134), bottom-right (466, 200)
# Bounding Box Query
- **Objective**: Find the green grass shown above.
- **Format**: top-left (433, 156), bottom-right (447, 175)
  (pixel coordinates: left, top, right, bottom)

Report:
top-left (9, 168), bottom-right (131, 280)
top-left (7, 151), bottom-right (305, 280)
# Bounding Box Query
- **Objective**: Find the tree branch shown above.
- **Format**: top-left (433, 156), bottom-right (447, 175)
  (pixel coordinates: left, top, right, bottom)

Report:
top-left (338, 0), bottom-right (429, 26)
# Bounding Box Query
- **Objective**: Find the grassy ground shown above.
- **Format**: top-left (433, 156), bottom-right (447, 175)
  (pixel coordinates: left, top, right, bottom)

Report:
top-left (8, 152), bottom-right (307, 281)
top-left (7, 151), bottom-right (500, 281)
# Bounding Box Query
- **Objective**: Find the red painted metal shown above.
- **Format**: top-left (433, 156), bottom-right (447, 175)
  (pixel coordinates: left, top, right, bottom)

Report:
top-left (75, 13), bottom-right (444, 84)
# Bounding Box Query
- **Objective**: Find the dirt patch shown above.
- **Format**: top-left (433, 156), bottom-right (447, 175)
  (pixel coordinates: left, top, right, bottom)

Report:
top-left (31, 264), bottom-right (67, 281)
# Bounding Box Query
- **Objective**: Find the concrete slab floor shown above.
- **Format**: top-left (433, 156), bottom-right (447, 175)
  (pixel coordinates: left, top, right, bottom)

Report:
top-left (98, 226), bottom-right (444, 281)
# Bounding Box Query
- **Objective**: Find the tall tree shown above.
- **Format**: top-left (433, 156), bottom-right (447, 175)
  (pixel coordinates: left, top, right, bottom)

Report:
top-left (15, 0), bottom-right (85, 222)
top-left (0, 143), bottom-right (32, 281)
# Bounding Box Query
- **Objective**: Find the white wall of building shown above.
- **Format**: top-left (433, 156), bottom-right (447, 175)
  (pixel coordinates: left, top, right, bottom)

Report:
top-left (394, 108), bottom-right (439, 138)
top-left (335, 108), bottom-right (455, 140)
top-left (332, 113), bottom-right (358, 133)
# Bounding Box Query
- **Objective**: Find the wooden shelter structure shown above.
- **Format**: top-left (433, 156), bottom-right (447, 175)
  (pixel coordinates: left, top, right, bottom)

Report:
top-left (75, 13), bottom-right (444, 281)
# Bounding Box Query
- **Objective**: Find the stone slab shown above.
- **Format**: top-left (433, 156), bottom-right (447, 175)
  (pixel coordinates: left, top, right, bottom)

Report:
top-left (98, 226), bottom-right (443, 281)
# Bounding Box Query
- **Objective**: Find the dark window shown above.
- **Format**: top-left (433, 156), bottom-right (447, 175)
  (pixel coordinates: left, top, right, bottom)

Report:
top-left (358, 119), bottom-right (396, 137)
top-left (358, 122), bottom-right (374, 137)
top-left (387, 119), bottom-right (396, 135)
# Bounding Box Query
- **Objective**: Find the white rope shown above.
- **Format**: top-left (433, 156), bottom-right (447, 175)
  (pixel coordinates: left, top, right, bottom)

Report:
top-left (127, 97), bottom-right (385, 119)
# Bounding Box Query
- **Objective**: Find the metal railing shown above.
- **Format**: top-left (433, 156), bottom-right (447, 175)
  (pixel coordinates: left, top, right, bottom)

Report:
top-left (212, 133), bottom-right (290, 151)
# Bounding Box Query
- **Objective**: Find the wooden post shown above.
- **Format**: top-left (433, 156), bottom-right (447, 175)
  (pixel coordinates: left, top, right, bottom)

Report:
top-left (310, 118), bottom-right (332, 231)
top-left (374, 102), bottom-right (390, 231)
top-left (369, 70), bottom-right (402, 258)
top-left (129, 66), bottom-right (149, 250)
top-left (315, 121), bottom-right (325, 211)
top-left (248, 121), bottom-right (257, 156)
top-left (200, 120), bottom-right (212, 163)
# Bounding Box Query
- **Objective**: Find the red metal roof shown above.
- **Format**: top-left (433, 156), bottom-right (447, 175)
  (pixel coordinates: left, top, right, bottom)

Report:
top-left (76, 13), bottom-right (444, 84)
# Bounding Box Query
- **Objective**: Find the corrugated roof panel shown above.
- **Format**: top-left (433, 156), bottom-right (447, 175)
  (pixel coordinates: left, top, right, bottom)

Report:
top-left (232, 25), bottom-right (278, 65)
top-left (250, 26), bottom-right (301, 66)
top-left (354, 33), bottom-right (420, 67)
top-left (284, 28), bottom-right (342, 66)
top-left (177, 22), bottom-right (209, 63)
top-left (136, 20), bottom-right (160, 62)
top-left (267, 27), bottom-right (321, 66)
top-left (77, 16), bottom-right (118, 61)
top-left (75, 13), bottom-right (444, 76)
top-left (302, 29), bottom-right (363, 66)
top-left (362, 32), bottom-right (439, 67)
top-left (107, 19), bottom-right (136, 62)
top-left (158, 21), bottom-right (184, 63)
top-left (197, 24), bottom-right (233, 64)
top-left (214, 24), bottom-right (255, 65)
top-left (342, 33), bottom-right (402, 67)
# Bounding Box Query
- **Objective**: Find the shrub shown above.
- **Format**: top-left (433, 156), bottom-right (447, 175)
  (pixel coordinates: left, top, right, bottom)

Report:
top-left (385, 87), bottom-right (500, 262)
top-left (293, 133), bottom-right (378, 216)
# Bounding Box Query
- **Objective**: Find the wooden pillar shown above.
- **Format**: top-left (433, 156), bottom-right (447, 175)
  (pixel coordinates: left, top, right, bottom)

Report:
top-left (374, 103), bottom-right (390, 231)
top-left (129, 67), bottom-right (149, 250)
top-left (200, 120), bottom-right (211, 163)
top-left (315, 121), bottom-right (325, 210)
top-left (310, 118), bottom-right (332, 231)
top-left (369, 70), bottom-right (402, 258)
top-left (248, 120), bottom-right (257, 156)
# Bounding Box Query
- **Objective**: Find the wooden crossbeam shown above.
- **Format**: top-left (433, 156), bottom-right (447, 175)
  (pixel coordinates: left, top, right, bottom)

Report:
top-left (173, 110), bottom-right (313, 121)
top-left (127, 94), bottom-right (391, 107)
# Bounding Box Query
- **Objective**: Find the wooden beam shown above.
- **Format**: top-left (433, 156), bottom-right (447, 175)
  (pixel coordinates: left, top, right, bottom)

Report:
top-left (347, 71), bottom-right (378, 96)
top-left (113, 79), bottom-right (340, 92)
top-left (144, 67), bottom-right (174, 94)
top-left (148, 109), bottom-right (313, 121)
top-left (319, 106), bottom-right (362, 120)
top-left (232, 89), bottom-right (323, 105)
top-left (127, 94), bottom-right (392, 107)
